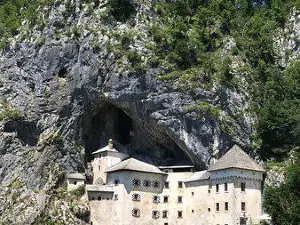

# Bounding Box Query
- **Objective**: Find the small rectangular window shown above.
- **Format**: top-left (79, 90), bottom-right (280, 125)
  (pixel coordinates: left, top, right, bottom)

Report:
top-left (241, 183), bottom-right (246, 192)
top-left (178, 196), bottom-right (183, 203)
top-left (162, 210), bottom-right (168, 218)
top-left (208, 208), bottom-right (211, 212)
top-left (114, 194), bottom-right (118, 201)
top-left (99, 166), bottom-right (101, 171)
top-left (216, 203), bottom-right (220, 212)
top-left (163, 196), bottom-right (169, 203)
top-left (191, 192), bottom-right (194, 196)
top-left (224, 183), bottom-right (228, 192)
top-left (216, 184), bottom-right (219, 193)
top-left (241, 202), bottom-right (246, 211)
top-left (177, 211), bottom-right (183, 218)
top-left (165, 181), bottom-right (169, 189)
top-left (178, 181), bottom-right (183, 188)
top-left (225, 202), bottom-right (228, 211)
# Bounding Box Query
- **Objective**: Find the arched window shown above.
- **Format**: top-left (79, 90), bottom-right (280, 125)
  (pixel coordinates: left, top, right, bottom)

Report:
top-left (132, 193), bottom-right (141, 201)
top-left (153, 196), bottom-right (160, 203)
top-left (132, 179), bottom-right (141, 186)
top-left (143, 180), bottom-right (151, 187)
top-left (132, 208), bottom-right (140, 217)
top-left (152, 210), bottom-right (160, 218)
top-left (153, 181), bottom-right (160, 188)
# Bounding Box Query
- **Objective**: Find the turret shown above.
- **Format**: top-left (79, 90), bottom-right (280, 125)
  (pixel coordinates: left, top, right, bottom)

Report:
top-left (91, 139), bottom-right (129, 184)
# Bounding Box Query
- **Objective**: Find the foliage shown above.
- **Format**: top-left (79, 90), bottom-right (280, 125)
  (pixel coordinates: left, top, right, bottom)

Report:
top-left (107, 0), bottom-right (136, 22)
top-left (150, 0), bottom-right (300, 160)
top-left (69, 185), bottom-right (85, 198)
top-left (264, 151), bottom-right (300, 225)
top-left (0, 102), bottom-right (22, 121)
top-left (0, 0), bottom-right (53, 48)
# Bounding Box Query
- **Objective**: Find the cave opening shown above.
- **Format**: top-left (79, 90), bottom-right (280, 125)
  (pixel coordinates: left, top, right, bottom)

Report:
top-left (83, 101), bottom-right (190, 166)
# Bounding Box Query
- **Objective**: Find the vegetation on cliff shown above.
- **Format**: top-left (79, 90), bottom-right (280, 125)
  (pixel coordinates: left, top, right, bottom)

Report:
top-left (0, 0), bottom-right (300, 224)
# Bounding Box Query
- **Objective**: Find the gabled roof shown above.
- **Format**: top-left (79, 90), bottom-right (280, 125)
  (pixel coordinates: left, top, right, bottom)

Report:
top-left (106, 158), bottom-right (166, 174)
top-left (67, 173), bottom-right (85, 180)
top-left (92, 144), bottom-right (118, 154)
top-left (208, 145), bottom-right (265, 172)
top-left (92, 139), bottom-right (128, 155)
top-left (185, 170), bottom-right (210, 182)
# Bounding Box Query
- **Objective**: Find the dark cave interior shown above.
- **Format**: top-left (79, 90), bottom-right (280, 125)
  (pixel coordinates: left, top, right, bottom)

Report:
top-left (82, 101), bottom-right (190, 166)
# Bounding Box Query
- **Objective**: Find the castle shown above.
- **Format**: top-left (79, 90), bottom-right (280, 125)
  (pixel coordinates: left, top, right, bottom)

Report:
top-left (68, 139), bottom-right (267, 225)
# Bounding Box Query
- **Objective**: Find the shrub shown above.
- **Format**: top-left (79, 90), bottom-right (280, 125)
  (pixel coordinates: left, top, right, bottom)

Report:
top-left (107, 0), bottom-right (136, 22)
top-left (70, 185), bottom-right (85, 198)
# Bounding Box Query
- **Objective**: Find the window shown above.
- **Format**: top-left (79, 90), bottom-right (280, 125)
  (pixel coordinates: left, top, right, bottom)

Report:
top-left (132, 179), bottom-right (141, 186)
top-left (153, 196), bottom-right (160, 203)
top-left (114, 179), bottom-right (120, 185)
top-left (164, 223), bottom-right (168, 225)
top-left (132, 194), bottom-right (141, 202)
top-left (132, 208), bottom-right (140, 217)
top-left (241, 202), bottom-right (246, 211)
top-left (98, 196), bottom-right (101, 201)
top-left (163, 196), bottom-right (169, 203)
top-left (162, 210), bottom-right (168, 218)
top-left (192, 210), bottom-right (194, 213)
top-left (178, 196), bottom-right (183, 203)
top-left (152, 210), bottom-right (160, 218)
top-left (208, 208), bottom-right (211, 212)
top-left (225, 202), bottom-right (229, 211)
top-left (240, 218), bottom-right (247, 225)
top-left (98, 165), bottom-right (101, 171)
top-left (114, 194), bottom-right (118, 201)
top-left (241, 183), bottom-right (246, 192)
top-left (208, 189), bottom-right (211, 193)
top-left (216, 203), bottom-right (220, 212)
top-left (143, 180), bottom-right (151, 187)
top-left (164, 181), bottom-right (169, 189)
top-left (216, 184), bottom-right (219, 193)
top-left (191, 192), bottom-right (194, 196)
top-left (177, 211), bottom-right (183, 218)
top-left (224, 183), bottom-right (228, 192)
top-left (153, 181), bottom-right (160, 188)
top-left (73, 181), bottom-right (77, 185)
top-left (91, 197), bottom-right (95, 200)
top-left (106, 197), bottom-right (110, 200)
top-left (178, 181), bottom-right (183, 188)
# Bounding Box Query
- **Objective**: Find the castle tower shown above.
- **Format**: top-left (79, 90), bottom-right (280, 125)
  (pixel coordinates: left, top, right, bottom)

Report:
top-left (91, 139), bottom-right (129, 184)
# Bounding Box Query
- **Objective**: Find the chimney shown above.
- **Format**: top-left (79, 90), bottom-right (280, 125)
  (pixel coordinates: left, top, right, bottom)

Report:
top-left (108, 139), bottom-right (113, 150)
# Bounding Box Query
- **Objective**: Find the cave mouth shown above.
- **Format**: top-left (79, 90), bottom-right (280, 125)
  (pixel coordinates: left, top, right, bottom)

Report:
top-left (82, 101), bottom-right (190, 165)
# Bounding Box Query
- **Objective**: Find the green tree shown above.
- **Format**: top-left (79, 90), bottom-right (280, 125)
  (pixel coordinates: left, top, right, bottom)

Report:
top-left (264, 151), bottom-right (300, 225)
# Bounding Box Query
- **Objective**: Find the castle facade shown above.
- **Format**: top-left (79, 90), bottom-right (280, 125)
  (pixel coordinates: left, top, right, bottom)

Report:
top-left (69, 140), bottom-right (265, 225)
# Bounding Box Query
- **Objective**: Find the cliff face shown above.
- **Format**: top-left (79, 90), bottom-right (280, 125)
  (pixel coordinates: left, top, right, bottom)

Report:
top-left (0, 1), bottom-right (299, 224)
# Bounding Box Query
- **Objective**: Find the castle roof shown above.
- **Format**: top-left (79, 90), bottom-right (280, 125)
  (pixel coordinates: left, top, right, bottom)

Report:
top-left (185, 170), bottom-right (210, 182)
top-left (67, 173), bottom-right (85, 180)
top-left (92, 139), bottom-right (126, 155)
top-left (208, 145), bottom-right (265, 172)
top-left (86, 184), bottom-right (114, 192)
top-left (92, 145), bottom-right (118, 154)
top-left (106, 158), bottom-right (166, 174)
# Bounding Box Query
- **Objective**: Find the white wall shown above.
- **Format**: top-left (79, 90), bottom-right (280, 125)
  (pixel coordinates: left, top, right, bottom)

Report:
top-left (67, 178), bottom-right (85, 191)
